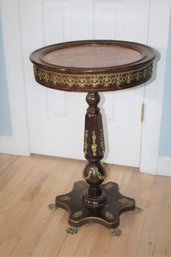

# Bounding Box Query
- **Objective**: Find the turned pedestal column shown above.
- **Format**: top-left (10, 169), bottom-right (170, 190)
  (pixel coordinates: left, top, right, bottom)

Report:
top-left (83, 92), bottom-right (107, 207)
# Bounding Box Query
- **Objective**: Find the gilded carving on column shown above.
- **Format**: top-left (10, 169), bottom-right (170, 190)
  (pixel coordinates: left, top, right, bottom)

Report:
top-left (83, 167), bottom-right (106, 181)
top-left (100, 129), bottom-right (105, 154)
top-left (91, 130), bottom-right (97, 156)
top-left (84, 130), bottom-right (88, 155)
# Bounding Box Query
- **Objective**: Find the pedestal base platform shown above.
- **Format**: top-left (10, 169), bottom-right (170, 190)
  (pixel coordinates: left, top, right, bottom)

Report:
top-left (55, 181), bottom-right (135, 229)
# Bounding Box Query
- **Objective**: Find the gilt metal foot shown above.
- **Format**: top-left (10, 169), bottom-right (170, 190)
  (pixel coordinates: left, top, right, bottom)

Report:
top-left (110, 228), bottom-right (121, 237)
top-left (66, 227), bottom-right (77, 235)
top-left (133, 207), bottom-right (143, 214)
top-left (48, 203), bottom-right (57, 211)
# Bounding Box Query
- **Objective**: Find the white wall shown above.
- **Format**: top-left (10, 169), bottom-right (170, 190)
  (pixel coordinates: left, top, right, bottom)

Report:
top-left (0, 14), bottom-right (12, 136)
top-left (157, 12), bottom-right (171, 176)
top-left (0, 0), bottom-right (29, 155)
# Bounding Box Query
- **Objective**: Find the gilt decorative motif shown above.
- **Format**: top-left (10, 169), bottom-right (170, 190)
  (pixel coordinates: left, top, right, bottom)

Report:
top-left (105, 211), bottom-right (114, 221)
top-left (91, 130), bottom-right (97, 156)
top-left (83, 167), bottom-right (106, 181)
top-left (34, 63), bottom-right (153, 91)
top-left (59, 195), bottom-right (71, 202)
top-left (100, 129), bottom-right (105, 154)
top-left (118, 197), bottom-right (134, 206)
top-left (83, 130), bottom-right (88, 155)
top-left (73, 211), bottom-right (83, 218)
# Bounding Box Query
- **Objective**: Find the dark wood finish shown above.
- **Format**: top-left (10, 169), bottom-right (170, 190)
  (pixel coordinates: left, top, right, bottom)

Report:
top-left (30, 40), bottom-right (156, 230)
top-left (83, 92), bottom-right (106, 205)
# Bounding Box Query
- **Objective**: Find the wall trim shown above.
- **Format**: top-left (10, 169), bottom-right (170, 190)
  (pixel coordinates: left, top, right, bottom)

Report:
top-left (0, 135), bottom-right (30, 156)
top-left (157, 156), bottom-right (171, 176)
top-left (139, 0), bottom-right (171, 175)
top-left (0, 0), bottom-right (30, 155)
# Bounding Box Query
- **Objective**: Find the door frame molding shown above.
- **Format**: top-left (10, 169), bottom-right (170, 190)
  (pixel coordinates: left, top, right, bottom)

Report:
top-left (139, 0), bottom-right (171, 174)
top-left (0, 0), bottom-right (29, 155)
top-left (0, 0), bottom-right (170, 174)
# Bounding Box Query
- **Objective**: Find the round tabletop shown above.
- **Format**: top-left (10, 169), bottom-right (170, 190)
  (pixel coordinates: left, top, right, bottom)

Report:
top-left (30, 40), bottom-right (156, 92)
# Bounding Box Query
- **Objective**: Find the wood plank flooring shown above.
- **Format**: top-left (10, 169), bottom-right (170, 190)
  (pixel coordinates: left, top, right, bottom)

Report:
top-left (0, 154), bottom-right (170, 257)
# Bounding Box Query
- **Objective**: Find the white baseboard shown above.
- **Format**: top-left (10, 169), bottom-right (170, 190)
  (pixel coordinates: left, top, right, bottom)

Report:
top-left (157, 156), bottom-right (171, 176)
top-left (0, 135), bottom-right (30, 156)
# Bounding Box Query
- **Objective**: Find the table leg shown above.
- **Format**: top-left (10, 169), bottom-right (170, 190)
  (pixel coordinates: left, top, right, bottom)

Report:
top-left (55, 92), bottom-right (135, 229)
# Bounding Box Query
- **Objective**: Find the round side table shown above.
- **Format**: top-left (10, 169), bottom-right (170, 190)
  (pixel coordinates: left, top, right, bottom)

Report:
top-left (30, 40), bottom-right (156, 231)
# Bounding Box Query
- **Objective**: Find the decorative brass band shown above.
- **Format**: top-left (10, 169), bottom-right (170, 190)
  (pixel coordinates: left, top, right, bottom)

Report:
top-left (34, 63), bottom-right (153, 91)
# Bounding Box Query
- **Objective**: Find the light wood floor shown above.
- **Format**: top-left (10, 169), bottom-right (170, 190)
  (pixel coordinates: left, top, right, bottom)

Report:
top-left (0, 154), bottom-right (171, 257)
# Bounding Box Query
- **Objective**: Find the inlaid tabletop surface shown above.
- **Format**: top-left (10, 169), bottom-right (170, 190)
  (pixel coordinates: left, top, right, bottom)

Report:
top-left (43, 45), bottom-right (143, 68)
top-left (30, 40), bottom-right (156, 92)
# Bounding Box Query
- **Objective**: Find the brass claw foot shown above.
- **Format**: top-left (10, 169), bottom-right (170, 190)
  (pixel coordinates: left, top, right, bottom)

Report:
top-left (110, 228), bottom-right (121, 237)
top-left (48, 203), bottom-right (57, 211)
top-left (66, 227), bottom-right (77, 235)
top-left (133, 207), bottom-right (143, 214)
